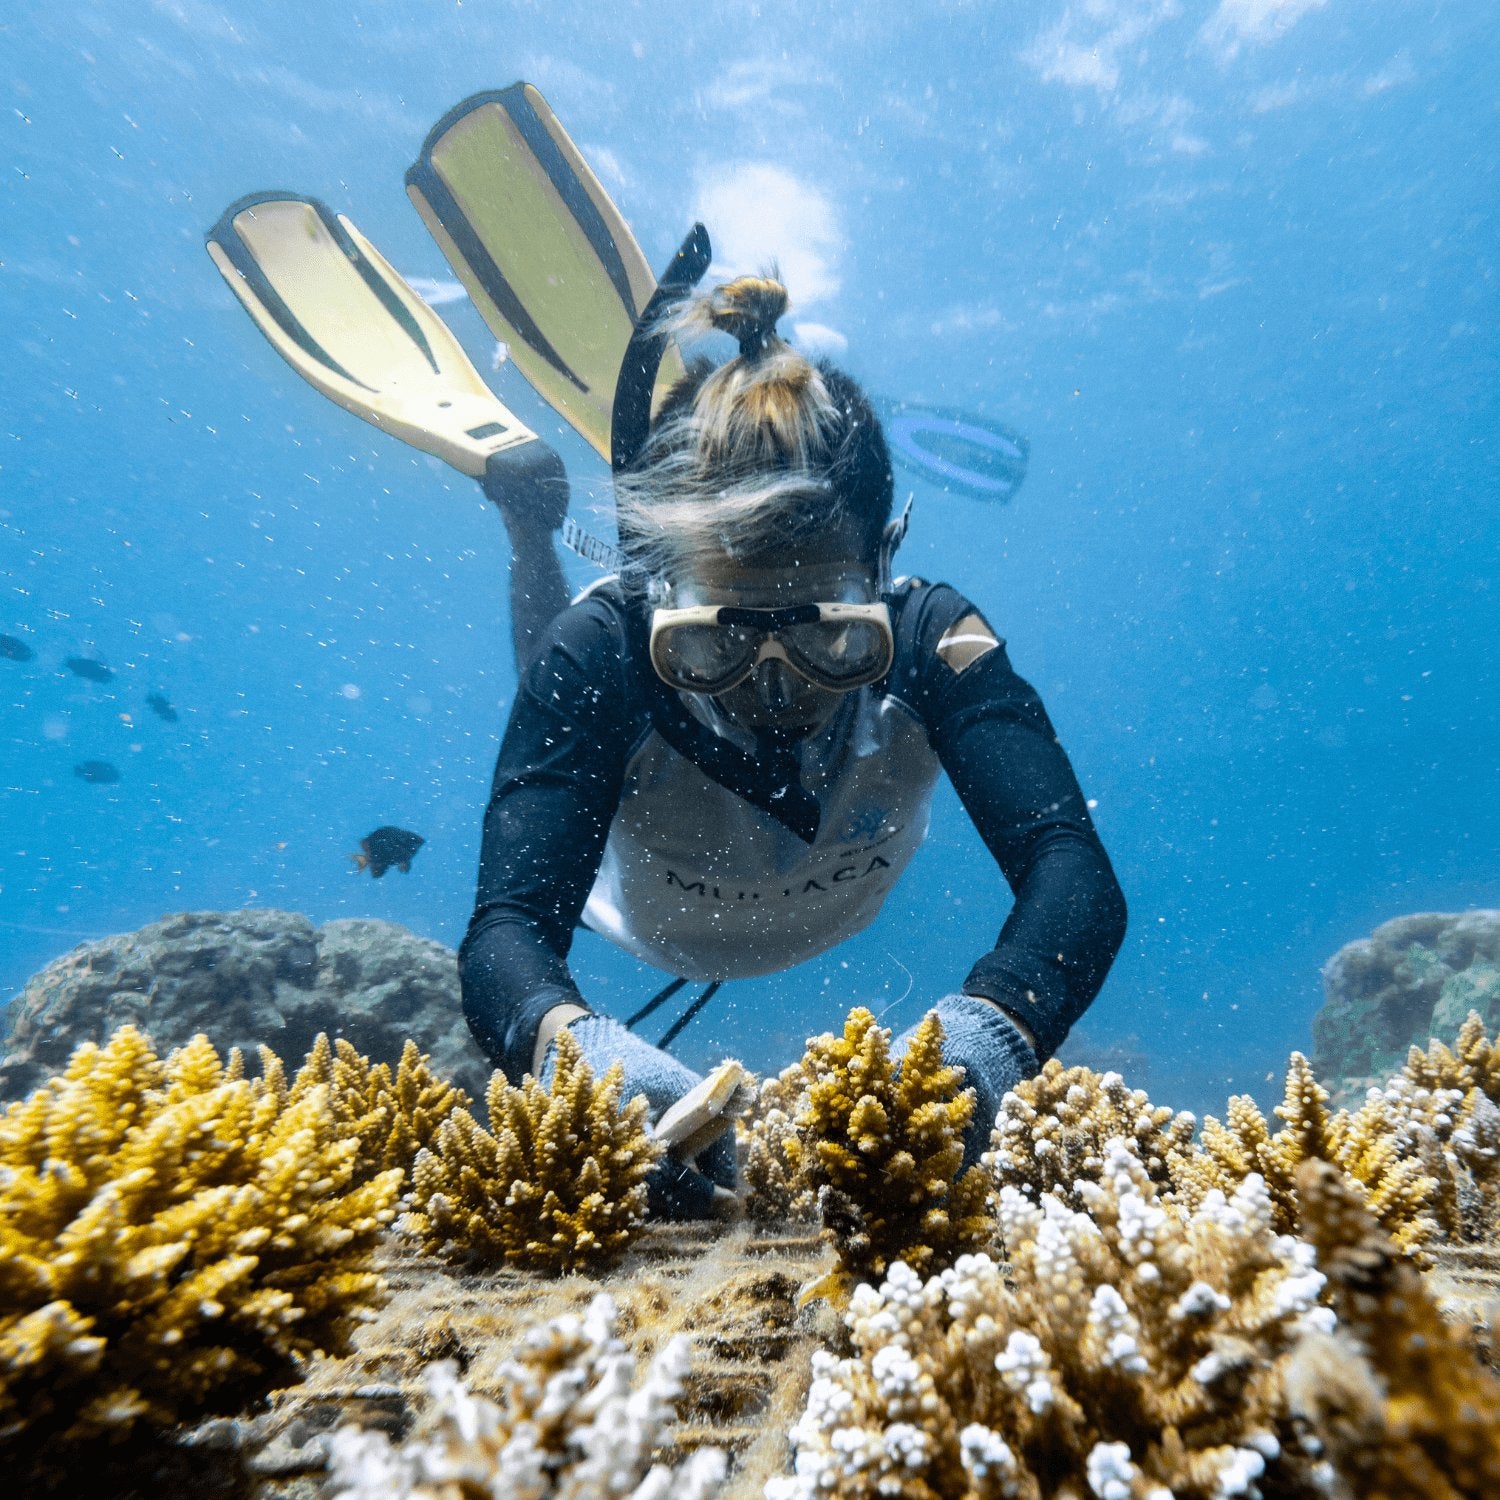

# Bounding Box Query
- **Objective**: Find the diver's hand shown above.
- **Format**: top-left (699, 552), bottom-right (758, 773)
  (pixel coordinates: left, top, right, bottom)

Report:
top-left (892, 993), bottom-right (1039, 1170)
top-left (545, 1014), bottom-right (739, 1221)
top-left (480, 440), bottom-right (570, 536)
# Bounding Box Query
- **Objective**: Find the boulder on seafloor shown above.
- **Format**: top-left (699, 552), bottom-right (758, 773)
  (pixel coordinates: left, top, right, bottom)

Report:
top-left (1313, 909), bottom-right (1500, 1086)
top-left (0, 909), bottom-right (492, 1101)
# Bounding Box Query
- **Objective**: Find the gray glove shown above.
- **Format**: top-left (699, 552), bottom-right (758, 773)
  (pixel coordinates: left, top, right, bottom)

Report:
top-left (544, 1014), bottom-right (737, 1221)
top-left (893, 993), bottom-right (1039, 1170)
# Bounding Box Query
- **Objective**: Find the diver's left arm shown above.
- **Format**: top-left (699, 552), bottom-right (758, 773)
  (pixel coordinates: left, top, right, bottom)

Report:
top-left (908, 588), bottom-right (1129, 1063)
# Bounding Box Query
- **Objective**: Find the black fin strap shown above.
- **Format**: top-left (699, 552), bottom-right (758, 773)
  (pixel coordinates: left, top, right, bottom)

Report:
top-left (610, 223), bottom-right (713, 473)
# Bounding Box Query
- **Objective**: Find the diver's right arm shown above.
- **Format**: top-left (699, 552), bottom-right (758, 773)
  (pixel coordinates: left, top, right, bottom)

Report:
top-left (458, 606), bottom-right (739, 1220)
top-left (458, 596), bottom-right (639, 1081)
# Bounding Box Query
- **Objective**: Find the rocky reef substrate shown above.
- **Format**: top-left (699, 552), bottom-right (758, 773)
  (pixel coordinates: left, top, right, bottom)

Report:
top-left (1313, 909), bottom-right (1500, 1096)
top-left (0, 909), bottom-right (491, 1102)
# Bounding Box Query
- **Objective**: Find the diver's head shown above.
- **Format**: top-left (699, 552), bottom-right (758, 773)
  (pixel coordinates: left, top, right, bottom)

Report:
top-left (616, 274), bottom-right (896, 739)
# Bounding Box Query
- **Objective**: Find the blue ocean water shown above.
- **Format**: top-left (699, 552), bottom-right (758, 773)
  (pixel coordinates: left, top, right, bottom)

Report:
top-left (2, 1), bottom-right (1494, 1114)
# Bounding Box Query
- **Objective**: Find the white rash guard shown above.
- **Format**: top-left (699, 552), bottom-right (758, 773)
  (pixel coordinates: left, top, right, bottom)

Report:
top-left (582, 683), bottom-right (942, 979)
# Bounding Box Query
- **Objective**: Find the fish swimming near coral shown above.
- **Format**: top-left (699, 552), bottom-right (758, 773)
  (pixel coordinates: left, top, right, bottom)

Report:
top-left (0, 634), bottom-right (35, 662)
top-left (352, 825), bottom-right (425, 877)
top-left (145, 691), bottom-right (179, 723)
top-left (73, 760), bottom-right (121, 784)
top-left (64, 656), bottom-right (113, 683)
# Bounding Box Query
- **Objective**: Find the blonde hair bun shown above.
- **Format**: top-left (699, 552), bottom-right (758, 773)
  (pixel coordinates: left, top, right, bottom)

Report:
top-left (706, 276), bottom-right (789, 359)
top-left (613, 266), bottom-right (892, 580)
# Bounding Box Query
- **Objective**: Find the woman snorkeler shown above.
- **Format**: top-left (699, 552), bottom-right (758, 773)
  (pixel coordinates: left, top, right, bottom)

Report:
top-left (461, 270), bottom-right (1128, 1220)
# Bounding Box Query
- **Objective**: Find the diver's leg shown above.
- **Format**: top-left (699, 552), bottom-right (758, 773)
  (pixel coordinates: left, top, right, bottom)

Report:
top-left (482, 444), bottom-right (572, 670)
top-left (504, 525), bottom-right (570, 670)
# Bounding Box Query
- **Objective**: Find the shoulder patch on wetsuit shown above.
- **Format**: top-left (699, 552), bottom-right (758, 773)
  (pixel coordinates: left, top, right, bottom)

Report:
top-left (936, 611), bottom-right (1001, 673)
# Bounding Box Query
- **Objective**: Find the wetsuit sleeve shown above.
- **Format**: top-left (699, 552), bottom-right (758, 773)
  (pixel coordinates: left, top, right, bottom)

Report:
top-left (458, 596), bottom-right (642, 1080)
top-left (899, 585), bottom-right (1128, 1060)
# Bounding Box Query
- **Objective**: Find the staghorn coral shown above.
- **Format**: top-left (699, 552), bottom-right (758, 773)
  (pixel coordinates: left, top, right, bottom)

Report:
top-left (1179, 1052), bottom-right (1440, 1260)
top-left (986, 1058), bottom-right (1199, 1211)
top-left (325, 1291), bottom-right (727, 1500)
top-left (1286, 1159), bottom-right (1500, 1499)
top-left (402, 1030), bottom-right (661, 1273)
top-left (0, 1025), bottom-right (400, 1453)
top-left (738, 1058), bottom-right (818, 1225)
top-left (279, 1032), bottom-right (469, 1186)
top-left (768, 1136), bottom-right (1333, 1500)
top-left (784, 1008), bottom-right (992, 1302)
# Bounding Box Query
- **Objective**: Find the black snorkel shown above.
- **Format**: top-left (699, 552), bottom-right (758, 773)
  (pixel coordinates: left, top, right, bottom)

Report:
top-left (610, 222), bottom-right (713, 474)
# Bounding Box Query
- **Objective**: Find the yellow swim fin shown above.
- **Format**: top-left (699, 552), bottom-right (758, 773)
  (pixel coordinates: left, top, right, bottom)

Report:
top-left (206, 193), bottom-right (539, 485)
top-left (406, 83), bottom-right (685, 461)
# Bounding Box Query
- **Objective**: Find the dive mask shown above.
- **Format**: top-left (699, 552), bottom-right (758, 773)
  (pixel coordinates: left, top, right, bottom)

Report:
top-left (649, 599), bottom-right (894, 695)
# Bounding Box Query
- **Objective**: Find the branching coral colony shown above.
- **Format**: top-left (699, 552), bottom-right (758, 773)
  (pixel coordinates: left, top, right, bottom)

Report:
top-left (771, 1143), bottom-right (1500, 1499)
top-left (769, 1137), bottom-right (1332, 1500)
top-left (1181, 1052), bottom-right (1440, 1259)
top-left (1378, 1012), bottom-right (1500, 1242)
top-left (402, 1029), bottom-right (662, 1273)
top-left (765, 1008), bottom-right (1499, 1497)
top-left (1287, 1159), bottom-right (1500, 1500)
top-left (326, 1293), bottom-right (726, 1500)
top-left (9, 999), bottom-right (1492, 1496)
top-left (739, 1057), bottom-right (818, 1225)
top-left (781, 1008), bottom-right (992, 1302)
top-left (0, 1025), bottom-right (401, 1456)
top-left (987, 1015), bottom-right (1500, 1265)
top-left (985, 1059), bottom-right (1199, 1212)
top-left (286, 1033), bottom-right (470, 1186)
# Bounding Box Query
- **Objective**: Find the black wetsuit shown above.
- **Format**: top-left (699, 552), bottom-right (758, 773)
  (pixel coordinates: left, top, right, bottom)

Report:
top-left (459, 579), bottom-right (1127, 1081)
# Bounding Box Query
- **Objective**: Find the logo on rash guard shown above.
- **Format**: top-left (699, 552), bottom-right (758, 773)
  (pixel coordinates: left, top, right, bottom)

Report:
top-left (665, 853), bottom-right (893, 903)
top-left (840, 801), bottom-right (889, 843)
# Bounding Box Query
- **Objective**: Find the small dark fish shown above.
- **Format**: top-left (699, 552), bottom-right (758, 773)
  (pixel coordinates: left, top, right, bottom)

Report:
top-left (74, 759), bottom-right (121, 785)
top-left (0, 634), bottom-right (35, 662)
top-left (352, 825), bottom-right (425, 878)
top-left (65, 656), bottom-right (114, 683)
top-left (146, 691), bottom-right (179, 723)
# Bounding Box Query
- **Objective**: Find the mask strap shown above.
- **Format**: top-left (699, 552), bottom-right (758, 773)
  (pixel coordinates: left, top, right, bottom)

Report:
top-left (877, 493), bottom-right (913, 594)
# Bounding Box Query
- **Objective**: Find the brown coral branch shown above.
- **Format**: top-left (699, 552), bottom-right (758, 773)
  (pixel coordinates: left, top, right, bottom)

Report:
top-left (402, 1030), bottom-right (661, 1273)
top-left (785, 1008), bottom-right (993, 1303)
top-left (1289, 1159), bottom-right (1500, 1498)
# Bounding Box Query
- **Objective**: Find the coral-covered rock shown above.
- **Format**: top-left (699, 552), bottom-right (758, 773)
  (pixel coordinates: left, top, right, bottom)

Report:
top-left (0, 910), bottom-right (490, 1102)
top-left (1313, 910), bottom-right (1500, 1087)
